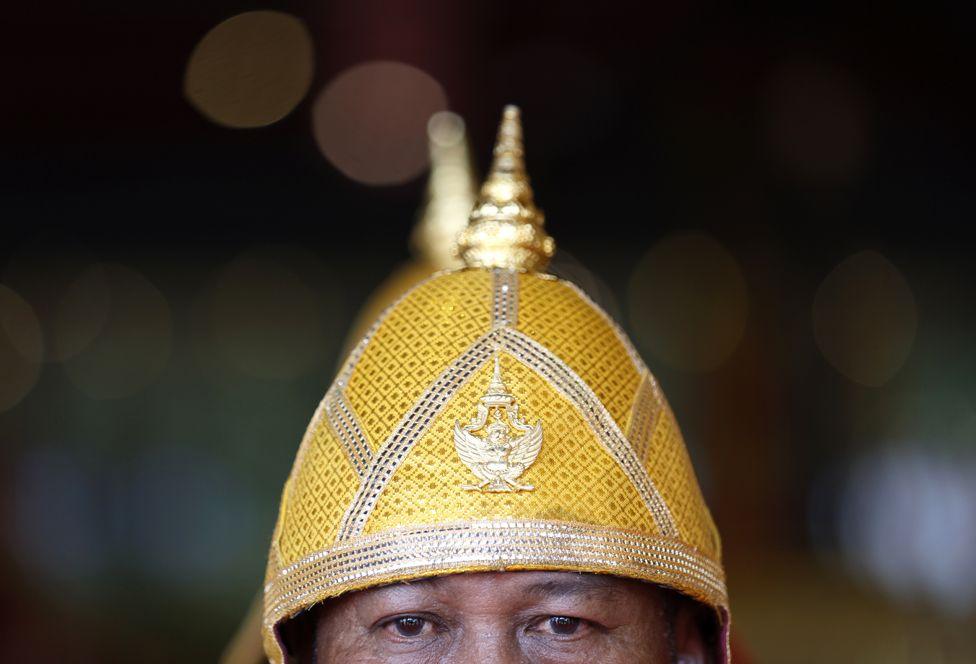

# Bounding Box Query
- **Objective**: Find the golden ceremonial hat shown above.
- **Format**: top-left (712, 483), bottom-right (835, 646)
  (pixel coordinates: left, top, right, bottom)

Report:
top-left (262, 106), bottom-right (729, 662)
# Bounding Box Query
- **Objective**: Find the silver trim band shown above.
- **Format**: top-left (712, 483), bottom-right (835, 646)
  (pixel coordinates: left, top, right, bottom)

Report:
top-left (497, 328), bottom-right (677, 536)
top-left (324, 390), bottom-right (373, 478)
top-left (492, 268), bottom-right (519, 329)
top-left (335, 330), bottom-right (503, 540)
top-left (266, 519), bottom-right (727, 629)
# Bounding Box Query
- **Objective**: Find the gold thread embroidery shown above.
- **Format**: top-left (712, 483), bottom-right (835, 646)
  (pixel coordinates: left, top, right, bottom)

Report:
top-left (497, 328), bottom-right (678, 537)
top-left (335, 331), bottom-right (503, 540)
top-left (337, 328), bottom-right (677, 540)
top-left (287, 272), bottom-right (445, 489)
top-left (337, 271), bottom-right (451, 387)
top-left (453, 355), bottom-right (543, 492)
top-left (265, 519), bottom-right (728, 630)
top-left (561, 279), bottom-right (646, 375)
top-left (324, 390), bottom-right (373, 478)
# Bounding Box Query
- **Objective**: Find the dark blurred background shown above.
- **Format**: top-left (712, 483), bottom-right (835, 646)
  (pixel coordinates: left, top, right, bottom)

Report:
top-left (2, 1), bottom-right (975, 661)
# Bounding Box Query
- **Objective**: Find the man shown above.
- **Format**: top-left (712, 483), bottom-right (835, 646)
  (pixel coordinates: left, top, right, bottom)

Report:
top-left (262, 106), bottom-right (730, 663)
top-left (280, 570), bottom-right (716, 663)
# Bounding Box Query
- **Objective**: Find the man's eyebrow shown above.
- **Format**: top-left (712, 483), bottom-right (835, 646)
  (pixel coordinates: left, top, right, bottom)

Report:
top-left (522, 576), bottom-right (623, 601)
top-left (367, 578), bottom-right (439, 600)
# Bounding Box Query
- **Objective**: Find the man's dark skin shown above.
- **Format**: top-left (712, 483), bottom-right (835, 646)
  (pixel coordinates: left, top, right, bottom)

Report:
top-left (282, 571), bottom-right (715, 663)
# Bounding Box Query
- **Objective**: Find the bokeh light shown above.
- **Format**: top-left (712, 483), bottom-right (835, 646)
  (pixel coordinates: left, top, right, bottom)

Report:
top-left (203, 246), bottom-right (341, 380)
top-left (64, 264), bottom-right (173, 399)
top-left (52, 263), bottom-right (111, 362)
top-left (840, 448), bottom-right (976, 617)
top-left (312, 61), bottom-right (448, 185)
top-left (2, 239), bottom-right (107, 362)
top-left (427, 110), bottom-right (465, 148)
top-left (628, 232), bottom-right (749, 372)
top-left (0, 284), bottom-right (44, 412)
top-left (11, 447), bottom-right (103, 589)
top-left (761, 60), bottom-right (871, 186)
top-left (127, 446), bottom-right (257, 588)
top-left (813, 250), bottom-right (917, 387)
top-left (184, 11), bottom-right (314, 129)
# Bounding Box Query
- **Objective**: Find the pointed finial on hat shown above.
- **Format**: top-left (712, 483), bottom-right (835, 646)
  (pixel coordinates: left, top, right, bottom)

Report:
top-left (487, 354), bottom-right (507, 395)
top-left (456, 105), bottom-right (556, 272)
top-left (411, 111), bottom-right (478, 269)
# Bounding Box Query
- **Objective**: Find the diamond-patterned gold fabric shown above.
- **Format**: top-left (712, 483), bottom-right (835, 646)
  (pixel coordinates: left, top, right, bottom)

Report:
top-left (263, 268), bottom-right (728, 663)
top-left (345, 269), bottom-right (492, 452)
top-left (274, 409), bottom-right (361, 564)
top-left (517, 274), bottom-right (641, 428)
top-left (365, 354), bottom-right (658, 536)
top-left (646, 402), bottom-right (722, 557)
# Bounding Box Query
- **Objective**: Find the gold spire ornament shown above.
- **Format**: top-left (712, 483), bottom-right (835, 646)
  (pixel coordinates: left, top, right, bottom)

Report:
top-left (453, 354), bottom-right (543, 492)
top-left (262, 106), bottom-right (730, 664)
top-left (456, 105), bottom-right (556, 272)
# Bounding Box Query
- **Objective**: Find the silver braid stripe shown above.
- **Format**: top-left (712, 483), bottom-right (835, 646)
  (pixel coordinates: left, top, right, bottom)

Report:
top-left (324, 390), bottom-right (373, 479)
top-left (491, 268), bottom-right (519, 329)
top-left (335, 330), bottom-right (502, 540)
top-left (497, 328), bottom-right (677, 537)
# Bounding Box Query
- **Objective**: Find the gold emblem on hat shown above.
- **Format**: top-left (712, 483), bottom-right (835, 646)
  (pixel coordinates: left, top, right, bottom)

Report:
top-left (453, 354), bottom-right (543, 492)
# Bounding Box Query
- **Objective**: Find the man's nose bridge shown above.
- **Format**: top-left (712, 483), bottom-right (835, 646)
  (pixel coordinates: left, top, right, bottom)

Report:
top-left (450, 622), bottom-right (525, 664)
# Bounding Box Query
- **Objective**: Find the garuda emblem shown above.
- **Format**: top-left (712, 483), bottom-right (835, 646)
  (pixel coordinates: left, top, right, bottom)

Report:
top-left (453, 354), bottom-right (543, 492)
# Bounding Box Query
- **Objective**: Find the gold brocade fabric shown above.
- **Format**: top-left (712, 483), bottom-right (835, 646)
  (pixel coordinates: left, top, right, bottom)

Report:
top-left (517, 275), bottom-right (641, 426)
top-left (263, 267), bottom-right (728, 663)
top-left (339, 260), bottom-right (437, 357)
top-left (364, 355), bottom-right (658, 536)
top-left (344, 269), bottom-right (493, 450)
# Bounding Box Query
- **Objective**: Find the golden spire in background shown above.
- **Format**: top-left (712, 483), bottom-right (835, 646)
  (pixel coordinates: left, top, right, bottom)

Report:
top-left (411, 111), bottom-right (478, 270)
top-left (457, 105), bottom-right (556, 272)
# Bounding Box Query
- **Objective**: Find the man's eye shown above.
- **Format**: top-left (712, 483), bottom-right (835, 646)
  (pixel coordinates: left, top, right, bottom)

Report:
top-left (386, 616), bottom-right (429, 638)
top-left (541, 615), bottom-right (583, 636)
